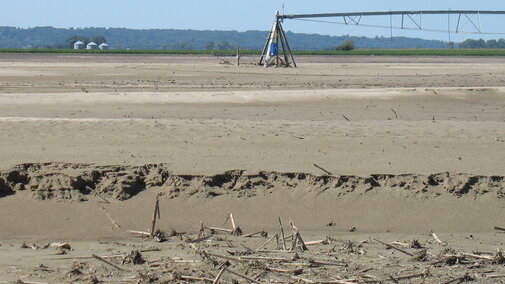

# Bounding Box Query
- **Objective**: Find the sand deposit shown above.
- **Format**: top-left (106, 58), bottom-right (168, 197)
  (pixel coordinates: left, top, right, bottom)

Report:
top-left (1, 54), bottom-right (505, 283)
top-left (1, 163), bottom-right (505, 202)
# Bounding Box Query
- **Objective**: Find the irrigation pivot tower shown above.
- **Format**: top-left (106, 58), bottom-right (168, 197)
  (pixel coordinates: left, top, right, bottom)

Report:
top-left (260, 11), bottom-right (297, 68)
top-left (260, 10), bottom-right (505, 68)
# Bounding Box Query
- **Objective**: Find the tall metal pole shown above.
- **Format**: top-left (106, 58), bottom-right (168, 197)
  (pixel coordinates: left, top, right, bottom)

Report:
top-left (278, 23), bottom-right (290, 65)
top-left (478, 12), bottom-right (482, 32)
top-left (274, 18), bottom-right (280, 67)
top-left (390, 12), bottom-right (393, 41)
top-left (279, 23), bottom-right (297, 68)
top-left (259, 37), bottom-right (270, 65)
top-left (448, 12), bottom-right (451, 44)
top-left (456, 14), bottom-right (461, 33)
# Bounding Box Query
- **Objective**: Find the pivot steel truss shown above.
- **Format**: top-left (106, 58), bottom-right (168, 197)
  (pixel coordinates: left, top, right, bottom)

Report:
top-left (261, 10), bottom-right (505, 67)
top-left (260, 12), bottom-right (297, 68)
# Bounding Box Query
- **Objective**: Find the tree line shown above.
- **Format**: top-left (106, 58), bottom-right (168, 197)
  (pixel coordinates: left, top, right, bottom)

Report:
top-left (2, 26), bottom-right (505, 50)
top-left (0, 26), bottom-right (449, 50)
top-left (458, 38), bottom-right (505, 49)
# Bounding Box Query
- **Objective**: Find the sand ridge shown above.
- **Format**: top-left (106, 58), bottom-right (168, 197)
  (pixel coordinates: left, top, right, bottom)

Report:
top-left (1, 87), bottom-right (505, 105)
top-left (2, 163), bottom-right (505, 202)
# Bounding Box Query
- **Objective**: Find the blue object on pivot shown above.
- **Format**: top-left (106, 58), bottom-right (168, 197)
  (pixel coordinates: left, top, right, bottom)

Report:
top-left (270, 43), bottom-right (278, 56)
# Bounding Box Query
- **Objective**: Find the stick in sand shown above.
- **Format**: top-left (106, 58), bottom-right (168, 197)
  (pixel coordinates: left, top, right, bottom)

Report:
top-left (289, 220), bottom-right (308, 251)
top-left (92, 254), bottom-right (128, 271)
top-left (241, 231), bottom-right (267, 238)
top-left (462, 252), bottom-right (496, 261)
top-left (267, 266), bottom-right (303, 275)
top-left (229, 213), bottom-right (237, 232)
top-left (186, 235), bottom-right (212, 243)
top-left (94, 192), bottom-right (111, 204)
top-left (225, 267), bottom-right (264, 284)
top-left (213, 267), bottom-right (226, 284)
top-left (278, 217), bottom-right (287, 250)
top-left (208, 227), bottom-right (234, 233)
top-left (313, 164), bottom-right (333, 175)
top-left (391, 108), bottom-right (398, 119)
top-left (236, 46), bottom-right (240, 66)
top-left (390, 272), bottom-right (427, 281)
top-left (11, 281), bottom-right (48, 284)
top-left (441, 274), bottom-right (471, 284)
top-left (127, 230), bottom-right (151, 237)
top-left (289, 232), bottom-right (307, 251)
top-left (150, 193), bottom-right (161, 238)
top-left (179, 275), bottom-right (214, 283)
top-left (486, 274), bottom-right (505, 279)
top-left (431, 231), bottom-right (447, 245)
top-left (228, 213), bottom-right (242, 235)
top-left (101, 207), bottom-right (120, 229)
top-left (373, 239), bottom-right (413, 257)
top-left (199, 220), bottom-right (206, 238)
top-left (256, 234), bottom-right (278, 251)
top-left (305, 239), bottom-right (329, 246)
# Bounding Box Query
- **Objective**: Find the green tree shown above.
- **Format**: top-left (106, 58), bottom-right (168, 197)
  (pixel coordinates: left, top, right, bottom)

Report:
top-left (205, 40), bottom-right (216, 50)
top-left (66, 36), bottom-right (89, 49)
top-left (486, 39), bottom-right (498, 48)
top-left (216, 40), bottom-right (233, 50)
top-left (164, 42), bottom-right (193, 50)
top-left (498, 39), bottom-right (505, 48)
top-left (92, 36), bottom-right (106, 44)
top-left (459, 39), bottom-right (486, 49)
top-left (336, 39), bottom-right (355, 51)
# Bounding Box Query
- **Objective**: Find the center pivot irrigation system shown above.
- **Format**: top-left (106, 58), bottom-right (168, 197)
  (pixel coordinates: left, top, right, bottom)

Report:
top-left (259, 10), bottom-right (505, 68)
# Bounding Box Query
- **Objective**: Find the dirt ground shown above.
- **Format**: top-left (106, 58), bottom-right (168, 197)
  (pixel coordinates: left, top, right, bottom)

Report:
top-left (1, 54), bottom-right (505, 283)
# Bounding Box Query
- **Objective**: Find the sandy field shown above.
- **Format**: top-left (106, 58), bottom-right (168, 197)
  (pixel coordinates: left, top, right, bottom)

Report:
top-left (1, 54), bottom-right (505, 283)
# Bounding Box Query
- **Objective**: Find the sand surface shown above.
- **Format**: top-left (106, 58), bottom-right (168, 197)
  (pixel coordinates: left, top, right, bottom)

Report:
top-left (1, 54), bottom-right (505, 283)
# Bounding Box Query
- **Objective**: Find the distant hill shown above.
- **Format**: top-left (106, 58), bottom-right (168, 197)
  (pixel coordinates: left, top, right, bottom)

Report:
top-left (0, 26), bottom-right (449, 50)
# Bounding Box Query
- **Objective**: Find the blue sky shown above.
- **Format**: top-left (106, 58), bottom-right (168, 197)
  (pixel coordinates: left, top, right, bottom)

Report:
top-left (1, 0), bottom-right (504, 41)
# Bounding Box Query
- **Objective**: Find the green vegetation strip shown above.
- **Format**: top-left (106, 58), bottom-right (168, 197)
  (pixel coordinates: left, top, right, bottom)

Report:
top-left (0, 49), bottom-right (260, 55)
top-left (294, 49), bottom-right (505, 56)
top-left (2, 48), bottom-right (505, 56)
